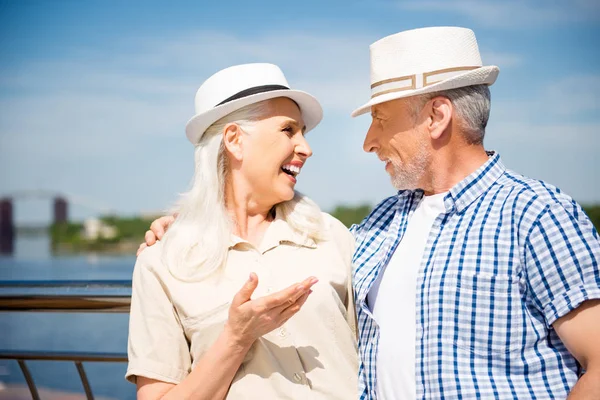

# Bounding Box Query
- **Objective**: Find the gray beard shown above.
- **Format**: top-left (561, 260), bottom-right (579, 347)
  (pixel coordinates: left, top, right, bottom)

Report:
top-left (389, 139), bottom-right (429, 190)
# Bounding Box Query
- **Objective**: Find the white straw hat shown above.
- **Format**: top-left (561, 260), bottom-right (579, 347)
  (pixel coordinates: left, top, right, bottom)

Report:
top-left (185, 63), bottom-right (323, 144)
top-left (352, 27), bottom-right (499, 117)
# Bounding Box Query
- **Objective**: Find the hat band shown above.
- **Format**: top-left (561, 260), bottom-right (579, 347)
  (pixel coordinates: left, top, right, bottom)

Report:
top-left (370, 66), bottom-right (479, 98)
top-left (216, 84), bottom-right (290, 107)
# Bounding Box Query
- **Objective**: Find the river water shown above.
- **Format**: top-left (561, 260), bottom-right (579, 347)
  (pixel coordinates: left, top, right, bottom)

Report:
top-left (0, 236), bottom-right (137, 399)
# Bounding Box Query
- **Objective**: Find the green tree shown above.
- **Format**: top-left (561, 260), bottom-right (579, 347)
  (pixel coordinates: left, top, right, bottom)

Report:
top-left (330, 204), bottom-right (372, 228)
top-left (330, 203), bottom-right (600, 232)
top-left (582, 205), bottom-right (600, 233)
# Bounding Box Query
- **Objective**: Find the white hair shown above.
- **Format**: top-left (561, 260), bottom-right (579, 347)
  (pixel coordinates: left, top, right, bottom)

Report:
top-left (161, 99), bottom-right (325, 281)
top-left (412, 84), bottom-right (491, 145)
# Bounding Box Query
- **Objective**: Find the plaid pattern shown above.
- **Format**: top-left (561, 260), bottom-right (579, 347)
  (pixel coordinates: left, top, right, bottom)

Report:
top-left (351, 152), bottom-right (600, 399)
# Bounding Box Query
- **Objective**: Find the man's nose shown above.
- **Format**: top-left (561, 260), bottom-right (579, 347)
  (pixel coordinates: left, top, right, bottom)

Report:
top-left (363, 121), bottom-right (379, 153)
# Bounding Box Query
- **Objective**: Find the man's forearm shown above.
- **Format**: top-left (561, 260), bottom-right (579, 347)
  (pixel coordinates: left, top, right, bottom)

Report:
top-left (568, 367), bottom-right (600, 399)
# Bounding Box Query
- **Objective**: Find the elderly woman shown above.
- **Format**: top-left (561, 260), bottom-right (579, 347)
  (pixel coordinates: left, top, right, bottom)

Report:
top-left (126, 63), bottom-right (357, 399)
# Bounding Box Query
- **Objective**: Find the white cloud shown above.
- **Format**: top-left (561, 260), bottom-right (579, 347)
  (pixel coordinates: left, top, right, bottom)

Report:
top-left (492, 74), bottom-right (600, 121)
top-left (1, 28), bottom-right (598, 219)
top-left (397, 0), bottom-right (600, 28)
top-left (486, 74), bottom-right (600, 204)
top-left (486, 121), bottom-right (600, 204)
top-left (0, 30), bottom-right (376, 216)
top-left (542, 75), bottom-right (600, 116)
top-left (480, 51), bottom-right (523, 68)
top-left (0, 31), bottom-right (374, 143)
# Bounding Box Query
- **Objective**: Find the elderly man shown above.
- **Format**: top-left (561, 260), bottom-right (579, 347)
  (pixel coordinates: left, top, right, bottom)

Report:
top-left (348, 27), bottom-right (600, 399)
top-left (141, 27), bottom-right (600, 399)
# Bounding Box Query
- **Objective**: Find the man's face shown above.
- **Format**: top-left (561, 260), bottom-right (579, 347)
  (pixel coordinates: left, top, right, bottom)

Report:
top-left (362, 97), bottom-right (430, 190)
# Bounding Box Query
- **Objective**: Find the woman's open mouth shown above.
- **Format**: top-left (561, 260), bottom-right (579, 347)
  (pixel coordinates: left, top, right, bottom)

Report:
top-left (281, 163), bottom-right (301, 183)
top-left (281, 164), bottom-right (300, 177)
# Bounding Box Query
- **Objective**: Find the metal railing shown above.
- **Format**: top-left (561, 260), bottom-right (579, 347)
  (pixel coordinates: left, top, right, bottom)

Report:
top-left (0, 280), bottom-right (132, 400)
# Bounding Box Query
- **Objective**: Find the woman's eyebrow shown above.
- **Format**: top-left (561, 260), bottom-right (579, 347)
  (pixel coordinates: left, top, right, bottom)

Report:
top-left (281, 119), bottom-right (306, 133)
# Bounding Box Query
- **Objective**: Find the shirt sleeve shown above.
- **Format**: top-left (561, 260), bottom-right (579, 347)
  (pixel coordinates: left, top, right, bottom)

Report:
top-left (125, 250), bottom-right (192, 384)
top-left (524, 202), bottom-right (600, 327)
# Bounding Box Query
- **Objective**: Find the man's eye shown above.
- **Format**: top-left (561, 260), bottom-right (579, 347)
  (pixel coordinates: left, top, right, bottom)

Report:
top-left (282, 127), bottom-right (294, 135)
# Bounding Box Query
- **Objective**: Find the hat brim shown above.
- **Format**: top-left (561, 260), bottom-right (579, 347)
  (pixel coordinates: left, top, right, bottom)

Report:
top-left (186, 89), bottom-right (323, 144)
top-left (351, 65), bottom-right (499, 117)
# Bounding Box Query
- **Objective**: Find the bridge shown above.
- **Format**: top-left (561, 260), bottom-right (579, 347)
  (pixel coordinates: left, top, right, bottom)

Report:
top-left (0, 190), bottom-right (114, 255)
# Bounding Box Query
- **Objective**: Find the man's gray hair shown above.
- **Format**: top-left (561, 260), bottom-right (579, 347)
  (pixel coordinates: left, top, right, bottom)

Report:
top-left (413, 84), bottom-right (491, 145)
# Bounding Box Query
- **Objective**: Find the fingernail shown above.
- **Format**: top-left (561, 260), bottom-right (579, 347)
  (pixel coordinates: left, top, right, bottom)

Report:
top-left (310, 277), bottom-right (319, 285)
top-left (296, 284), bottom-right (304, 292)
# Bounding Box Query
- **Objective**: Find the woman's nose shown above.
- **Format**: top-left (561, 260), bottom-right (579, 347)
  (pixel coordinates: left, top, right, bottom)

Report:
top-left (296, 134), bottom-right (313, 158)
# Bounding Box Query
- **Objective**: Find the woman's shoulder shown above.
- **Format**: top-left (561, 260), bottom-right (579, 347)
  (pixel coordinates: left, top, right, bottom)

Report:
top-left (134, 240), bottom-right (168, 276)
top-left (321, 212), bottom-right (351, 236)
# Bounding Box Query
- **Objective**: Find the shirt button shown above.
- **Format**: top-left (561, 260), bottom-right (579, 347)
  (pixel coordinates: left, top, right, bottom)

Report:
top-left (278, 328), bottom-right (287, 337)
top-left (267, 287), bottom-right (273, 293)
top-left (293, 373), bottom-right (302, 382)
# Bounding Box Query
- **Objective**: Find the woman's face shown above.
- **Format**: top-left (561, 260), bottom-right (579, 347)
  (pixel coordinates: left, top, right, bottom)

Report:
top-left (229, 97), bottom-right (312, 206)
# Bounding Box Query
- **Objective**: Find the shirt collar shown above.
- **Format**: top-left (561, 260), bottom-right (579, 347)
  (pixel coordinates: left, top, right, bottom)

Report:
top-left (228, 209), bottom-right (317, 252)
top-left (446, 151), bottom-right (505, 214)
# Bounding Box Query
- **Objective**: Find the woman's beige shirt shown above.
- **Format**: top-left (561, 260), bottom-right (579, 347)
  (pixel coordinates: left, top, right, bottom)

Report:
top-left (126, 213), bottom-right (358, 399)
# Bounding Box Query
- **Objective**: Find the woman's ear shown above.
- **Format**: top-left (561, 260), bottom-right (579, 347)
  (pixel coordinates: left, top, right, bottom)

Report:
top-left (222, 123), bottom-right (244, 161)
top-left (428, 97), bottom-right (453, 140)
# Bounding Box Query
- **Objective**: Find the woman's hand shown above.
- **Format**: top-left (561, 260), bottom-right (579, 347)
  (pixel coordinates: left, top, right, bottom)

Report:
top-left (136, 273), bottom-right (316, 400)
top-left (225, 273), bottom-right (317, 348)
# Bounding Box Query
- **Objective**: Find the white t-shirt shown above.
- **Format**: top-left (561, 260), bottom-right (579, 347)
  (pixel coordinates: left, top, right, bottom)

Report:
top-left (367, 192), bottom-right (447, 400)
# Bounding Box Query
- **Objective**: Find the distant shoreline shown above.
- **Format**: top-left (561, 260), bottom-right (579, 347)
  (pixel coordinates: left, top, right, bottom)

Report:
top-left (52, 240), bottom-right (139, 256)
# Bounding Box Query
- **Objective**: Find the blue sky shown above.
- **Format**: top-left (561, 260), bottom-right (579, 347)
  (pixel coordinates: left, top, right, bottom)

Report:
top-left (1, 0), bottom-right (599, 223)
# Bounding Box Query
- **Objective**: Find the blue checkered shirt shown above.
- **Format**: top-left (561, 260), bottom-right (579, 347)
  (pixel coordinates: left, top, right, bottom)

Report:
top-left (351, 152), bottom-right (600, 399)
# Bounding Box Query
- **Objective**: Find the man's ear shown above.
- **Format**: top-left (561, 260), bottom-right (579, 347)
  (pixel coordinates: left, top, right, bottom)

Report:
top-left (427, 97), bottom-right (453, 140)
top-left (222, 123), bottom-right (244, 161)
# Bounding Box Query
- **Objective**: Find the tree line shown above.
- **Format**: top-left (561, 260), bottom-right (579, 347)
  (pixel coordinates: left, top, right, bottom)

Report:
top-left (331, 204), bottom-right (600, 231)
top-left (50, 204), bottom-right (600, 254)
